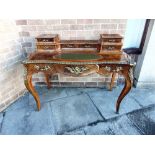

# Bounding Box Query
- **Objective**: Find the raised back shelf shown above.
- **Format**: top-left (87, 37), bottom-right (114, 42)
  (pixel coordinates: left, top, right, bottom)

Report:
top-left (35, 33), bottom-right (123, 55)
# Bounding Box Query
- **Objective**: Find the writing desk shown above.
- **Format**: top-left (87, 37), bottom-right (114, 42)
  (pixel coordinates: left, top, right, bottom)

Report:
top-left (23, 50), bottom-right (134, 113)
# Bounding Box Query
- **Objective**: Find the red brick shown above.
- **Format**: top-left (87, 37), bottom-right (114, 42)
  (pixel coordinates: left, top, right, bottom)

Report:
top-left (62, 31), bottom-right (76, 36)
top-left (93, 30), bottom-right (109, 36)
top-left (65, 77), bottom-right (80, 81)
top-left (27, 20), bottom-right (44, 25)
top-left (70, 25), bottom-right (84, 30)
top-left (110, 19), bottom-right (127, 23)
top-left (21, 26), bottom-right (36, 31)
top-left (93, 19), bottom-right (110, 23)
top-left (92, 78), bottom-right (105, 82)
top-left (19, 31), bottom-right (30, 37)
top-left (16, 20), bottom-right (27, 25)
top-left (32, 78), bottom-right (39, 81)
top-left (97, 82), bottom-right (107, 87)
top-left (0, 103), bottom-right (6, 111)
top-left (101, 24), bottom-right (117, 29)
top-left (118, 24), bottom-right (126, 29)
top-left (36, 26), bottom-right (53, 31)
top-left (85, 82), bottom-right (97, 87)
top-left (60, 82), bottom-right (73, 87)
top-left (51, 74), bottom-right (59, 80)
top-left (45, 20), bottom-right (60, 25)
top-left (77, 19), bottom-right (93, 24)
top-left (52, 82), bottom-right (60, 86)
top-left (53, 25), bottom-right (69, 30)
top-left (71, 82), bottom-right (85, 87)
top-left (84, 24), bottom-right (100, 30)
top-left (109, 30), bottom-right (125, 35)
top-left (61, 19), bottom-right (76, 24)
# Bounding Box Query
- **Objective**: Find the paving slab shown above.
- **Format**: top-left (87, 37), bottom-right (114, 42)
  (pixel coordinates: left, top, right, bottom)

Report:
top-left (0, 103), bottom-right (55, 135)
top-left (88, 86), bottom-right (141, 119)
top-left (50, 94), bottom-right (103, 134)
top-left (143, 105), bottom-right (155, 122)
top-left (127, 105), bottom-right (155, 135)
top-left (5, 93), bottom-right (29, 112)
top-left (65, 87), bottom-right (103, 97)
top-left (63, 129), bottom-right (85, 135)
top-left (130, 87), bottom-right (155, 107)
top-left (29, 87), bottom-right (68, 106)
top-left (84, 122), bottom-right (115, 135)
top-left (1, 85), bottom-right (155, 135)
top-left (84, 115), bottom-right (141, 135)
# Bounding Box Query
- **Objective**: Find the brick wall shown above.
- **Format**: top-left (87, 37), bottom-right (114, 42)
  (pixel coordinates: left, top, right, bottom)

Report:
top-left (0, 19), bottom-right (127, 111)
top-left (0, 20), bottom-right (26, 112)
top-left (16, 19), bottom-right (127, 88)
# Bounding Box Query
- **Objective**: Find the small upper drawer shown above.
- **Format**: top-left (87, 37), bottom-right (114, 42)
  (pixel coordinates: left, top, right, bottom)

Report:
top-left (101, 44), bottom-right (122, 51)
top-left (61, 43), bottom-right (98, 48)
top-left (37, 45), bottom-right (58, 50)
top-left (100, 34), bottom-right (123, 43)
top-left (36, 34), bottom-right (60, 43)
top-left (36, 38), bottom-right (55, 42)
top-left (101, 38), bottom-right (122, 43)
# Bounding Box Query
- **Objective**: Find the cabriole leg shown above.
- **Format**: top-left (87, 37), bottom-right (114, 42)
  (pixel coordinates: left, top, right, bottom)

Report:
top-left (116, 68), bottom-right (133, 113)
top-left (24, 73), bottom-right (41, 111)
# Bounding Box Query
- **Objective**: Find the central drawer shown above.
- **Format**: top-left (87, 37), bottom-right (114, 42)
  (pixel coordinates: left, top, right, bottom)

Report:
top-left (37, 45), bottom-right (59, 50)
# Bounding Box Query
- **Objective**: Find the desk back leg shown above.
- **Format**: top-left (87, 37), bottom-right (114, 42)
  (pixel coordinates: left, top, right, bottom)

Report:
top-left (116, 67), bottom-right (133, 113)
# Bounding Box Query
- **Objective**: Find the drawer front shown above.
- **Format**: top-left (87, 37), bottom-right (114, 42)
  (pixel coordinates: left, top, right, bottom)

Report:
top-left (101, 45), bottom-right (122, 51)
top-left (101, 38), bottom-right (122, 43)
top-left (61, 44), bottom-right (98, 48)
top-left (36, 38), bottom-right (55, 42)
top-left (37, 45), bottom-right (58, 50)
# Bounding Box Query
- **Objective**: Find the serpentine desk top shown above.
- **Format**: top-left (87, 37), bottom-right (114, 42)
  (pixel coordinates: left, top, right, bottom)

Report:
top-left (23, 50), bottom-right (134, 65)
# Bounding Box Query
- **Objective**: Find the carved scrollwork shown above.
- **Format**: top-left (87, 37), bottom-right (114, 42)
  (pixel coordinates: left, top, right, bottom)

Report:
top-left (64, 66), bottom-right (89, 75)
top-left (104, 66), bottom-right (111, 71)
top-left (103, 66), bottom-right (123, 72)
top-left (129, 67), bottom-right (133, 85)
top-left (34, 65), bottom-right (52, 71)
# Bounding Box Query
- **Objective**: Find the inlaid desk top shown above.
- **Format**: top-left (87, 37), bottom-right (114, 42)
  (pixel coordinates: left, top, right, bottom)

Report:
top-left (23, 50), bottom-right (135, 113)
top-left (23, 50), bottom-right (133, 65)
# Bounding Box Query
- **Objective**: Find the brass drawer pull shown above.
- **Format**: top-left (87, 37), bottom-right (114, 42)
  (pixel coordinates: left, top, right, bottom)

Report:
top-left (34, 65), bottom-right (52, 71)
top-left (42, 39), bottom-right (48, 42)
top-left (44, 46), bottom-right (49, 49)
top-left (107, 46), bottom-right (115, 50)
top-left (84, 45), bottom-right (91, 48)
top-left (66, 44), bottom-right (74, 48)
top-left (108, 39), bottom-right (116, 42)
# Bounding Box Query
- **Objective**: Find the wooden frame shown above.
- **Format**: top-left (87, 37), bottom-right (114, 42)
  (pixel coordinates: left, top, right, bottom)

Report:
top-left (23, 51), bottom-right (134, 113)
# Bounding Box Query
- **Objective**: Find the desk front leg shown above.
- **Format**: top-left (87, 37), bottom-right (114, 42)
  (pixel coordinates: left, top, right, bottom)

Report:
top-left (116, 66), bottom-right (133, 113)
top-left (98, 65), bottom-right (133, 113)
top-left (24, 72), bottom-right (41, 111)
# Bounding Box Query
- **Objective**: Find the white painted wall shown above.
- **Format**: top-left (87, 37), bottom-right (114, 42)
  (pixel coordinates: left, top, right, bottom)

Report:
top-left (134, 20), bottom-right (155, 87)
top-left (138, 21), bottom-right (155, 83)
top-left (123, 19), bottom-right (146, 48)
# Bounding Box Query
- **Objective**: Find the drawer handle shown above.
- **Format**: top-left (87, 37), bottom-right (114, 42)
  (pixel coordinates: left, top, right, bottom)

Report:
top-left (66, 45), bottom-right (73, 48)
top-left (84, 45), bottom-right (91, 48)
top-left (108, 39), bottom-right (116, 42)
top-left (34, 65), bottom-right (51, 71)
top-left (44, 46), bottom-right (49, 49)
top-left (107, 46), bottom-right (115, 50)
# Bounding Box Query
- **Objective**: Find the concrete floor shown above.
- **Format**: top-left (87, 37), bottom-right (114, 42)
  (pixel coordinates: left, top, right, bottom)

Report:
top-left (0, 86), bottom-right (155, 135)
